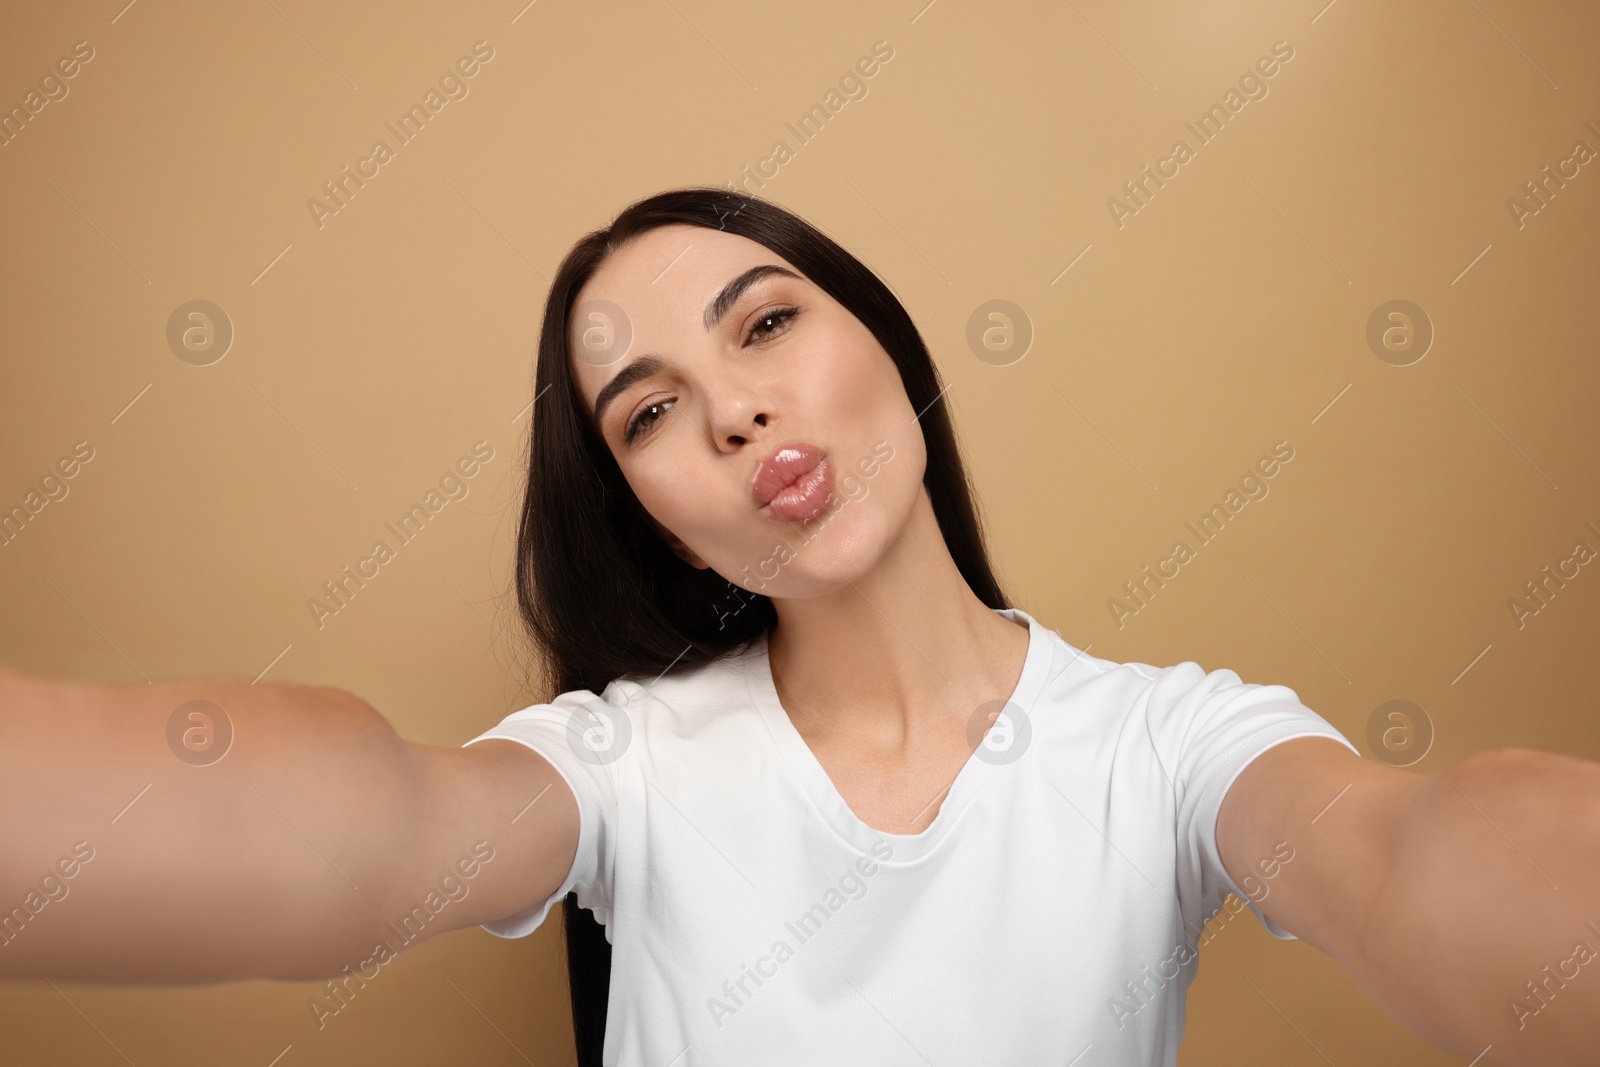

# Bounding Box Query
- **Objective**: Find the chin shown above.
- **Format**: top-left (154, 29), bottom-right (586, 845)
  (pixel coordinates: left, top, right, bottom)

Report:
top-left (711, 508), bottom-right (890, 600)
top-left (781, 525), bottom-right (901, 598)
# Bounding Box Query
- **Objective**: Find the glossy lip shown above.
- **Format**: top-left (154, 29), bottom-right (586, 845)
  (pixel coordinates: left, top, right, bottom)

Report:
top-left (757, 456), bottom-right (833, 524)
top-left (751, 442), bottom-right (828, 510)
top-left (761, 457), bottom-right (833, 524)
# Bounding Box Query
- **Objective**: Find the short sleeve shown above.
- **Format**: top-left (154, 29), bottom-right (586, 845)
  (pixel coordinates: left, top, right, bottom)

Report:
top-left (460, 686), bottom-right (626, 938)
top-left (1141, 661), bottom-right (1359, 940)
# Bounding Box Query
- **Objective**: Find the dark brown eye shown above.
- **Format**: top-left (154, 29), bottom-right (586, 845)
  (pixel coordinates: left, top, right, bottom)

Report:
top-left (747, 306), bottom-right (799, 344)
top-left (624, 398), bottom-right (675, 443)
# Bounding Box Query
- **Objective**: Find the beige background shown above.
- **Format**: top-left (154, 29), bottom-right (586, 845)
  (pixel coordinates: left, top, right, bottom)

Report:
top-left (2, 0), bottom-right (1597, 1063)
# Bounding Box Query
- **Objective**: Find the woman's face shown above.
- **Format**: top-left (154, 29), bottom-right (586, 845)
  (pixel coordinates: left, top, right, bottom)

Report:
top-left (567, 223), bottom-right (928, 599)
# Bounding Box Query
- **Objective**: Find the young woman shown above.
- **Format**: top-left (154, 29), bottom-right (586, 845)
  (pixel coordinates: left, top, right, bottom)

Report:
top-left (2, 188), bottom-right (1597, 1067)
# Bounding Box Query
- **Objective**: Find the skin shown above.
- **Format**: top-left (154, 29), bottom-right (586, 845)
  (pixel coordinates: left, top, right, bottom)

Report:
top-left (565, 222), bottom-right (1031, 834)
top-left (2, 220), bottom-right (1597, 1063)
top-left (565, 224), bottom-right (1600, 1062)
top-left (1219, 738), bottom-right (1600, 1063)
top-left (0, 667), bottom-right (581, 983)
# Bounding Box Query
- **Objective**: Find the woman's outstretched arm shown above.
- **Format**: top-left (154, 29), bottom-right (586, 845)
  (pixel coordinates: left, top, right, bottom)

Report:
top-left (0, 661), bottom-right (578, 984)
top-left (1218, 736), bottom-right (1600, 1066)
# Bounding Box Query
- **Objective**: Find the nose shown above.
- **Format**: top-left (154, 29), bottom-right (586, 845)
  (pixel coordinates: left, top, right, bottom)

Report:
top-left (708, 382), bottom-right (770, 453)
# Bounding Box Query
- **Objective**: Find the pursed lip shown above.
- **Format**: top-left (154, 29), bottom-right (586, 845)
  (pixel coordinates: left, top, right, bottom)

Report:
top-left (750, 442), bottom-right (826, 508)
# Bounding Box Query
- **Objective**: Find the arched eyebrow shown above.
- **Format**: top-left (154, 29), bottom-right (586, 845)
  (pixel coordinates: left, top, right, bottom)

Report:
top-left (592, 353), bottom-right (666, 431)
top-left (701, 264), bottom-right (802, 331)
top-left (589, 263), bottom-right (804, 430)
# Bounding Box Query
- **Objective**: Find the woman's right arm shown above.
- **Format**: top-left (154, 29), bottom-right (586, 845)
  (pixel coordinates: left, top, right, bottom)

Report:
top-left (0, 661), bottom-right (578, 984)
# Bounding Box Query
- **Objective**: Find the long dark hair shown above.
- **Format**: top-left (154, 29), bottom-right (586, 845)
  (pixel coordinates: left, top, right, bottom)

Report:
top-left (515, 185), bottom-right (1012, 1067)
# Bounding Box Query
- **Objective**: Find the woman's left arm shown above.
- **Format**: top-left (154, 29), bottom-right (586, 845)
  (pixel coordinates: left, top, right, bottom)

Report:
top-left (1217, 736), bottom-right (1600, 1065)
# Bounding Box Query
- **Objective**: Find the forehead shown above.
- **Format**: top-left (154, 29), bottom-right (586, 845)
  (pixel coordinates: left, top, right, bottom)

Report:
top-left (568, 224), bottom-right (804, 405)
top-left (576, 224), bottom-right (793, 331)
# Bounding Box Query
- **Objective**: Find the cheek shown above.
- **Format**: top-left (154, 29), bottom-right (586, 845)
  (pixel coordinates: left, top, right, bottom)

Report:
top-left (620, 323), bottom-right (927, 593)
top-left (811, 329), bottom-right (897, 416)
top-left (626, 449), bottom-right (761, 562)
top-left (821, 335), bottom-right (926, 489)
top-left (628, 452), bottom-right (705, 534)
top-left (795, 325), bottom-right (926, 519)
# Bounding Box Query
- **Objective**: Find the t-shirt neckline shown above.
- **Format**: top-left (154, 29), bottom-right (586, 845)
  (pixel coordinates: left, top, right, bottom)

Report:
top-left (744, 606), bottom-right (1054, 863)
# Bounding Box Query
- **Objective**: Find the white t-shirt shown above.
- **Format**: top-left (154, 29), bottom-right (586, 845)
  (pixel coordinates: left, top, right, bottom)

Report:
top-left (461, 606), bottom-right (1358, 1066)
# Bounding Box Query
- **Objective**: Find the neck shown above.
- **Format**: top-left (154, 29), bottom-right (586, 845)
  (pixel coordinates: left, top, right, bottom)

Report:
top-left (765, 488), bottom-right (1029, 748)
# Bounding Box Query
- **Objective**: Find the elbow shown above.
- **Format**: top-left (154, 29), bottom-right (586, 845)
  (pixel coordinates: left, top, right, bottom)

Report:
top-left (1441, 745), bottom-right (1554, 782)
top-left (1349, 745), bottom-right (1600, 1057)
top-left (1434, 745), bottom-right (1600, 823)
